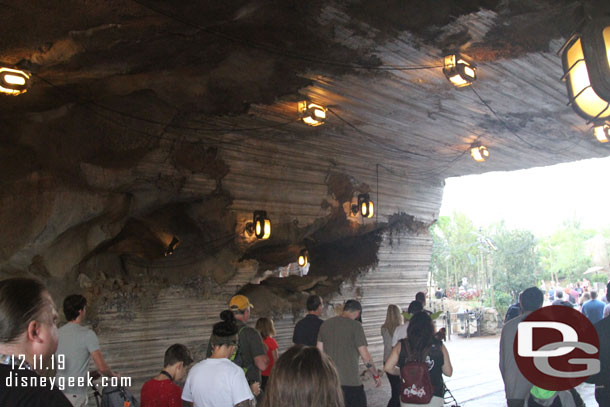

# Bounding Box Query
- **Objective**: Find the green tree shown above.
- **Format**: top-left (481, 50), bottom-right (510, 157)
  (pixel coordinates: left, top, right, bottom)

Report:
top-left (487, 222), bottom-right (540, 303)
top-left (430, 214), bottom-right (541, 316)
top-left (538, 218), bottom-right (594, 283)
top-left (430, 212), bottom-right (483, 292)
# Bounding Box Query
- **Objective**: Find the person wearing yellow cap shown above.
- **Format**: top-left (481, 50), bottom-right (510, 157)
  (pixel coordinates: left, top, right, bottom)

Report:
top-left (206, 295), bottom-right (269, 392)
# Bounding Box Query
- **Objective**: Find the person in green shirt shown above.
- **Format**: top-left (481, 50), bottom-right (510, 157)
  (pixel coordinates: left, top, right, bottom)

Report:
top-left (317, 299), bottom-right (381, 407)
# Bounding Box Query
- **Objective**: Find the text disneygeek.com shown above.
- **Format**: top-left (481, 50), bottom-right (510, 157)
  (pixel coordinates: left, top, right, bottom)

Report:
top-left (5, 371), bottom-right (132, 391)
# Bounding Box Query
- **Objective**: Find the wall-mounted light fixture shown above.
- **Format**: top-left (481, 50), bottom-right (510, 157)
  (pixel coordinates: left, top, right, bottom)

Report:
top-left (297, 249), bottom-right (309, 267)
top-left (164, 236), bottom-right (180, 256)
top-left (443, 54), bottom-right (476, 88)
top-left (594, 122), bottom-right (610, 143)
top-left (298, 101), bottom-right (327, 126)
top-left (470, 144), bottom-right (489, 162)
top-left (0, 67), bottom-right (30, 96)
top-left (351, 193), bottom-right (374, 218)
top-left (561, 16), bottom-right (610, 123)
top-left (246, 210), bottom-right (271, 239)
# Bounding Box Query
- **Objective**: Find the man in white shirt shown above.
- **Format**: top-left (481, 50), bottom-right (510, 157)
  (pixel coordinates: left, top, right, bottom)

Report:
top-left (183, 311), bottom-right (258, 407)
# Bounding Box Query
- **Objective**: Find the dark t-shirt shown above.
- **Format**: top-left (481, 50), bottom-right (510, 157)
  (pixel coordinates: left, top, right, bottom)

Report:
top-left (552, 299), bottom-right (574, 307)
top-left (588, 316), bottom-right (610, 386)
top-left (504, 303), bottom-right (521, 322)
top-left (398, 338), bottom-right (445, 398)
top-left (0, 364), bottom-right (72, 407)
top-left (292, 314), bottom-right (324, 346)
top-left (206, 320), bottom-right (267, 383)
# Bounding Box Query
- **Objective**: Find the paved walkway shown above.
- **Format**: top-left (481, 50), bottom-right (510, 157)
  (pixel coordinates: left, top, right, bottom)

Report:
top-left (365, 334), bottom-right (597, 407)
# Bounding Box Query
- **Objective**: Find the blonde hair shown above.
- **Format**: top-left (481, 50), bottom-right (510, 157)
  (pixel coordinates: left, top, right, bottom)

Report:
top-left (381, 304), bottom-right (403, 336)
top-left (255, 317), bottom-right (276, 338)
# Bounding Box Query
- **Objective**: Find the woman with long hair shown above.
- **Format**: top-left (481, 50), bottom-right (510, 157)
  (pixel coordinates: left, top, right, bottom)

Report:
top-left (381, 304), bottom-right (403, 407)
top-left (262, 345), bottom-right (344, 407)
top-left (383, 312), bottom-right (453, 407)
top-left (255, 317), bottom-right (278, 391)
top-left (182, 310), bottom-right (260, 407)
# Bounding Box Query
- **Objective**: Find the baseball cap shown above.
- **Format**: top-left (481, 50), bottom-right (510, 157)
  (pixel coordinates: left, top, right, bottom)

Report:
top-left (229, 295), bottom-right (254, 311)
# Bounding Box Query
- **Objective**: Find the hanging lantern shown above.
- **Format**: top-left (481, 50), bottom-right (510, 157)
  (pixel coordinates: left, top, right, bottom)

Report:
top-left (470, 144), bottom-right (489, 162)
top-left (297, 249), bottom-right (309, 267)
top-left (594, 122), bottom-right (610, 143)
top-left (0, 67), bottom-right (30, 96)
top-left (561, 16), bottom-right (610, 122)
top-left (443, 54), bottom-right (476, 88)
top-left (298, 101), bottom-right (327, 126)
top-left (253, 211), bottom-right (271, 240)
top-left (358, 193), bottom-right (375, 219)
top-left (164, 236), bottom-right (180, 256)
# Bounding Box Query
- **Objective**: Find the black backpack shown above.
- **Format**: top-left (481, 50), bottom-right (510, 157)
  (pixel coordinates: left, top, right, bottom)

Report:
top-left (100, 385), bottom-right (138, 407)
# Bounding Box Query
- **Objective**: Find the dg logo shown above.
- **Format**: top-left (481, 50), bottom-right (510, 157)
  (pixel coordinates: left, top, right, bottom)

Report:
top-left (514, 305), bottom-right (600, 391)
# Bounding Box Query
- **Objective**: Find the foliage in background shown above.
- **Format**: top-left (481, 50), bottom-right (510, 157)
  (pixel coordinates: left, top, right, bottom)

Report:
top-left (484, 289), bottom-right (512, 318)
top-left (487, 222), bottom-right (540, 300)
top-left (430, 213), bottom-right (607, 312)
top-left (431, 214), bottom-right (540, 301)
top-left (430, 212), bottom-right (480, 290)
top-left (538, 217), bottom-right (594, 283)
top-left (588, 273), bottom-right (608, 284)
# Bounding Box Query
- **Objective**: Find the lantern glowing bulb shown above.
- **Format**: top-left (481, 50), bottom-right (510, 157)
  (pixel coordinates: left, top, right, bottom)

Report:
top-left (252, 211), bottom-right (271, 240)
top-left (298, 101), bottom-right (327, 126)
top-left (298, 250), bottom-right (309, 267)
top-left (357, 193), bottom-right (375, 219)
top-left (561, 17), bottom-right (610, 122)
top-left (361, 200), bottom-right (374, 218)
top-left (594, 123), bottom-right (610, 143)
top-left (0, 67), bottom-right (30, 96)
top-left (470, 145), bottom-right (489, 162)
top-left (164, 236), bottom-right (180, 257)
top-left (443, 54), bottom-right (476, 88)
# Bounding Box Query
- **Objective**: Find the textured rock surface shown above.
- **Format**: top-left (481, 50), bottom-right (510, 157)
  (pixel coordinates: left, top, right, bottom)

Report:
top-left (0, 0), bottom-right (604, 337)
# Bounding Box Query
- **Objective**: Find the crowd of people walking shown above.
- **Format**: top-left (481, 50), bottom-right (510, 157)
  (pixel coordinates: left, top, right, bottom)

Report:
top-left (501, 282), bottom-right (610, 407)
top-left (0, 276), bottom-right (608, 407)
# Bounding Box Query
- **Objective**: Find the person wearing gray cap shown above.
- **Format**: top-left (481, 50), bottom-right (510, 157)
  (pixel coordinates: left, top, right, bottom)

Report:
top-left (317, 299), bottom-right (381, 407)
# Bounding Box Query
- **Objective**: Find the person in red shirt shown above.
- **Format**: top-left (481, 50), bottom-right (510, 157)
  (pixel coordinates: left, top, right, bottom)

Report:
top-left (141, 344), bottom-right (193, 407)
top-left (255, 318), bottom-right (278, 391)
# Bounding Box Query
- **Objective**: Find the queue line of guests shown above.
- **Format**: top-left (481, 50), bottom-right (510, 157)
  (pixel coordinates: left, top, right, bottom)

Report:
top-left (501, 284), bottom-right (610, 407)
top-left (0, 276), bottom-right (451, 407)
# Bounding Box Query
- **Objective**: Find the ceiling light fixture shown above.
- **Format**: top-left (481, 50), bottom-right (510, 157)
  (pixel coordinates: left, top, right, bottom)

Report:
top-left (561, 16), bottom-right (610, 123)
top-left (298, 101), bottom-right (327, 126)
top-left (470, 144), bottom-right (489, 162)
top-left (297, 249), bottom-right (309, 267)
top-left (594, 122), bottom-right (610, 143)
top-left (443, 54), bottom-right (476, 88)
top-left (0, 67), bottom-right (30, 96)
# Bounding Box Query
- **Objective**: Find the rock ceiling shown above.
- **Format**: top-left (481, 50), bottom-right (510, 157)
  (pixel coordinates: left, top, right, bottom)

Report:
top-left (0, 0), bottom-right (607, 291)
top-left (2, 0), bottom-right (602, 179)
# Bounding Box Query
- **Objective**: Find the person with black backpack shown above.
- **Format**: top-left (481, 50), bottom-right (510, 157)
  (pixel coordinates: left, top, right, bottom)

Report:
top-left (205, 295), bottom-right (268, 391)
top-left (383, 311), bottom-right (453, 407)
